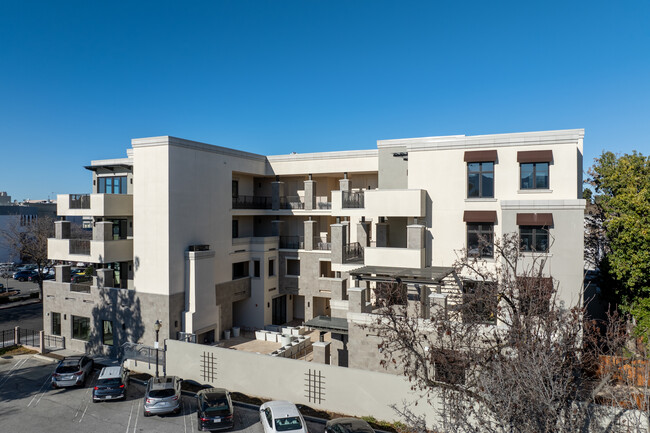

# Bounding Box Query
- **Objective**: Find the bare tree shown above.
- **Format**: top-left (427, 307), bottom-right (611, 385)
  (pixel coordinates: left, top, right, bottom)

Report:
top-left (365, 233), bottom-right (648, 432)
top-left (0, 215), bottom-right (54, 300)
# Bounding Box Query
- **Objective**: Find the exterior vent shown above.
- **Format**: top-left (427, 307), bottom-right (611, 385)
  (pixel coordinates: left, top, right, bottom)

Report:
top-left (188, 244), bottom-right (210, 252)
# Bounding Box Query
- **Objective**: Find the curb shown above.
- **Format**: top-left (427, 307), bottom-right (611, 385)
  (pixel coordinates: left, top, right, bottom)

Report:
top-left (0, 298), bottom-right (41, 310)
top-left (32, 354), bottom-right (58, 363)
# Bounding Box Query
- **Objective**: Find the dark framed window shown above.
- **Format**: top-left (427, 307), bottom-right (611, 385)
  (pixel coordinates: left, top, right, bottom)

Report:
top-left (98, 176), bottom-right (127, 194)
top-left (518, 277), bottom-right (553, 316)
top-left (254, 260), bottom-right (260, 278)
top-left (520, 162), bottom-right (549, 189)
top-left (467, 223), bottom-right (494, 258)
top-left (72, 316), bottom-right (90, 341)
top-left (467, 162), bottom-right (494, 198)
top-left (462, 281), bottom-right (497, 324)
top-left (268, 258), bottom-right (275, 277)
top-left (520, 226), bottom-right (549, 252)
top-left (102, 320), bottom-right (114, 346)
top-left (52, 312), bottom-right (61, 336)
top-left (286, 259), bottom-right (300, 276)
top-left (434, 350), bottom-right (467, 385)
top-left (232, 180), bottom-right (239, 198)
top-left (232, 261), bottom-right (249, 280)
top-left (232, 219), bottom-right (239, 238)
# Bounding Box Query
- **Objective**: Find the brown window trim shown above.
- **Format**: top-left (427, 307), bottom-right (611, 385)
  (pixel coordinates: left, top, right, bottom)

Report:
top-left (516, 213), bottom-right (553, 226)
top-left (463, 210), bottom-right (497, 223)
top-left (517, 150), bottom-right (553, 163)
top-left (464, 150), bottom-right (497, 163)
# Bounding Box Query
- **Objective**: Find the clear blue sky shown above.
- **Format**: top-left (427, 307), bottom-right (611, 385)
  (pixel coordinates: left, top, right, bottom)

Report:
top-left (1, 0), bottom-right (648, 201)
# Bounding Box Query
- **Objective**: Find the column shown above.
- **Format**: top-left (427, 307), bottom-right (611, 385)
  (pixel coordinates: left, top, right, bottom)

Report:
top-left (304, 219), bottom-right (318, 250)
top-left (331, 223), bottom-right (347, 264)
top-left (93, 221), bottom-right (113, 241)
top-left (55, 220), bottom-right (70, 240)
top-left (272, 177), bottom-right (284, 211)
top-left (407, 224), bottom-right (425, 249)
top-left (312, 341), bottom-right (331, 365)
top-left (339, 172), bottom-right (351, 192)
top-left (357, 219), bottom-right (371, 247)
top-left (304, 176), bottom-right (316, 210)
top-left (375, 219), bottom-right (389, 247)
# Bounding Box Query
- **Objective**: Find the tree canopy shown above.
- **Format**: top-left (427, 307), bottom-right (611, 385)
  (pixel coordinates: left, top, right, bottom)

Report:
top-left (589, 151), bottom-right (650, 331)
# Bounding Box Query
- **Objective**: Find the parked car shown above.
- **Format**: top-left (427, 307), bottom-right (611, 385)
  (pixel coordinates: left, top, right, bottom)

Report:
top-left (259, 401), bottom-right (307, 433)
top-left (71, 273), bottom-right (92, 283)
top-left (93, 366), bottom-right (129, 402)
top-left (13, 270), bottom-right (38, 282)
top-left (196, 387), bottom-right (234, 431)
top-left (51, 355), bottom-right (94, 388)
top-left (325, 418), bottom-right (375, 433)
top-left (29, 273), bottom-right (54, 283)
top-left (143, 375), bottom-right (182, 416)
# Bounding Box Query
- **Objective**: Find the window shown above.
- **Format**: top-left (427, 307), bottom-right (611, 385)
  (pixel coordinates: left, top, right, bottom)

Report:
top-left (102, 320), bottom-right (114, 346)
top-left (462, 281), bottom-right (497, 324)
top-left (518, 277), bottom-right (553, 316)
top-left (52, 312), bottom-right (61, 336)
top-left (434, 350), bottom-right (466, 385)
top-left (98, 176), bottom-right (127, 194)
top-left (520, 226), bottom-right (549, 252)
top-left (232, 219), bottom-right (239, 238)
top-left (268, 258), bottom-right (275, 277)
top-left (467, 162), bottom-right (494, 198)
top-left (232, 180), bottom-right (239, 198)
top-left (467, 223), bottom-right (494, 258)
top-left (286, 259), bottom-right (300, 276)
top-left (254, 260), bottom-right (260, 278)
top-left (520, 162), bottom-right (549, 189)
top-left (72, 316), bottom-right (90, 341)
top-left (232, 261), bottom-right (249, 280)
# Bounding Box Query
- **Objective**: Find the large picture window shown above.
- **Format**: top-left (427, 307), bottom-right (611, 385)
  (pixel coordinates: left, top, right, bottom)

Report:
top-left (72, 316), bottom-right (90, 341)
top-left (98, 176), bottom-right (127, 194)
top-left (232, 261), bottom-right (249, 280)
top-left (467, 162), bottom-right (494, 198)
top-left (467, 223), bottom-right (494, 258)
top-left (102, 320), bottom-right (114, 346)
top-left (520, 162), bottom-right (549, 189)
top-left (520, 226), bottom-right (549, 252)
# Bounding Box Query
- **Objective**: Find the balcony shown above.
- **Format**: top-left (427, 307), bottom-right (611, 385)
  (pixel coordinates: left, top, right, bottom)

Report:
top-left (364, 246), bottom-right (425, 268)
top-left (232, 195), bottom-right (272, 209)
top-left (280, 196), bottom-right (304, 210)
top-left (318, 276), bottom-right (347, 299)
top-left (279, 236), bottom-right (304, 249)
top-left (343, 242), bottom-right (364, 264)
top-left (48, 238), bottom-right (133, 263)
top-left (57, 193), bottom-right (133, 217)
top-left (332, 189), bottom-right (426, 217)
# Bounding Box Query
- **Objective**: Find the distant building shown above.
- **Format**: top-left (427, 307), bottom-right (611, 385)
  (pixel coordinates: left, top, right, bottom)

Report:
top-left (0, 196), bottom-right (57, 263)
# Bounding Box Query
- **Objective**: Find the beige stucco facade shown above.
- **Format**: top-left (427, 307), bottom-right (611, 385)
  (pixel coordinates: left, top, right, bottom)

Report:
top-left (44, 128), bottom-right (585, 366)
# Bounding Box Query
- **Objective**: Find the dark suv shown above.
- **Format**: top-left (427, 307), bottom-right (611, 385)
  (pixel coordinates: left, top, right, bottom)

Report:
top-left (93, 366), bottom-right (129, 402)
top-left (197, 387), bottom-right (234, 431)
top-left (51, 355), bottom-right (94, 388)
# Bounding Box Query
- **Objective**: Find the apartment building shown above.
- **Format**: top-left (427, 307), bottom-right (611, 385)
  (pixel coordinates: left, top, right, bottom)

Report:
top-left (43, 129), bottom-right (585, 362)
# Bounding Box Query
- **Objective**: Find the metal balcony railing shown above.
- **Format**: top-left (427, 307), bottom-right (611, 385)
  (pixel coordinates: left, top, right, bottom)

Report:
top-left (315, 237), bottom-right (331, 250)
top-left (316, 197), bottom-right (332, 209)
top-left (69, 239), bottom-right (90, 255)
top-left (344, 242), bottom-right (364, 263)
top-left (280, 196), bottom-right (304, 209)
top-left (342, 191), bottom-right (364, 208)
top-left (279, 236), bottom-right (304, 249)
top-left (69, 194), bottom-right (91, 209)
top-left (232, 195), bottom-right (272, 209)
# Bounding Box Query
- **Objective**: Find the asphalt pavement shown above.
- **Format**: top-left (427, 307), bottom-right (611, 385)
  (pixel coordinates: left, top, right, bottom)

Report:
top-left (0, 302), bottom-right (43, 332)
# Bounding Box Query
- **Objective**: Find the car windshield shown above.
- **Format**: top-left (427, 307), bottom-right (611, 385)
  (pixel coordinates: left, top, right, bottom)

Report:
top-left (148, 389), bottom-right (175, 398)
top-left (275, 416), bottom-right (303, 432)
top-left (97, 378), bottom-right (122, 386)
top-left (56, 365), bottom-right (79, 373)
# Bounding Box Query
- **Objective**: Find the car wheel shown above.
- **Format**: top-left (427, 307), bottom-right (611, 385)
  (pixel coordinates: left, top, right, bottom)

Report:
top-left (92, 399), bottom-right (98, 404)
top-left (18, 277), bottom-right (25, 282)
top-left (144, 411), bottom-right (150, 417)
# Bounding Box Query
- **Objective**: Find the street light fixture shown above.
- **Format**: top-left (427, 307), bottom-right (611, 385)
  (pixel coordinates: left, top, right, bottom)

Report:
top-left (153, 319), bottom-right (162, 378)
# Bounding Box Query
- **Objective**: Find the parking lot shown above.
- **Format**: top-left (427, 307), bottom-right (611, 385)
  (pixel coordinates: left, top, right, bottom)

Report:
top-left (0, 354), bottom-right (326, 433)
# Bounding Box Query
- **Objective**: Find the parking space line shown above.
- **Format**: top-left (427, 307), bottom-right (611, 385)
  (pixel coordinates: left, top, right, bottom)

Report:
top-left (125, 400), bottom-right (135, 433)
top-left (27, 372), bottom-right (53, 407)
top-left (132, 400), bottom-right (141, 433)
top-left (183, 400), bottom-right (188, 433)
top-left (0, 357), bottom-right (29, 387)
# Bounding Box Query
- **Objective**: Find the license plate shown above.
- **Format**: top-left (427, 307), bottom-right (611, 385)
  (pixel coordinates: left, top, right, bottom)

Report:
top-left (65, 376), bottom-right (74, 380)
top-left (105, 395), bottom-right (113, 399)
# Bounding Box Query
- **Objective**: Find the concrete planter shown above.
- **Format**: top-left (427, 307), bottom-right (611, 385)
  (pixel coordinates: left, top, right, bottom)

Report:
top-left (280, 335), bottom-right (292, 346)
top-left (255, 330), bottom-right (268, 341)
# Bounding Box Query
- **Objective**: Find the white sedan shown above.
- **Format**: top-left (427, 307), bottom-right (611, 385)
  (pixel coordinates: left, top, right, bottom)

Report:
top-left (259, 401), bottom-right (308, 433)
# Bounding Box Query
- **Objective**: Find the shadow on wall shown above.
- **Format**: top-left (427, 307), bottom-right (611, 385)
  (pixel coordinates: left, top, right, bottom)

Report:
top-left (87, 287), bottom-right (144, 357)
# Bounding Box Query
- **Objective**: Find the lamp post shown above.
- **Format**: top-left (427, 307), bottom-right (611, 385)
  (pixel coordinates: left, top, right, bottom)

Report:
top-left (153, 320), bottom-right (162, 378)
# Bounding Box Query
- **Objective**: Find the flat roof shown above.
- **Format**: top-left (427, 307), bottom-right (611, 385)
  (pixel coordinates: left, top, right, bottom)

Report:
top-left (304, 315), bottom-right (349, 334)
top-left (349, 265), bottom-right (455, 284)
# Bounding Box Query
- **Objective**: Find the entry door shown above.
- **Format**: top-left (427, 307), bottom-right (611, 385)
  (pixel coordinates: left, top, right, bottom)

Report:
top-left (272, 295), bottom-right (287, 325)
